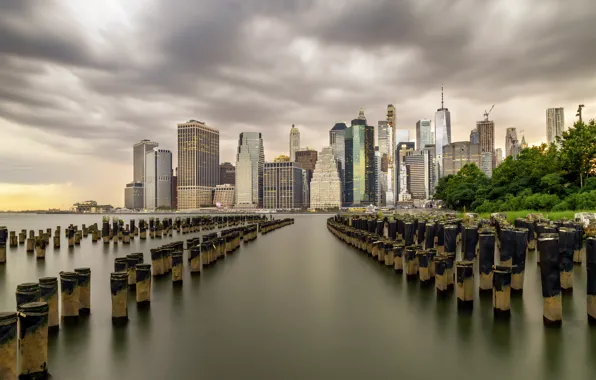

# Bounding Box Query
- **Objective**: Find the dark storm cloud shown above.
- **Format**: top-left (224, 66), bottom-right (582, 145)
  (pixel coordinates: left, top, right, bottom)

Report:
top-left (0, 0), bottom-right (596, 187)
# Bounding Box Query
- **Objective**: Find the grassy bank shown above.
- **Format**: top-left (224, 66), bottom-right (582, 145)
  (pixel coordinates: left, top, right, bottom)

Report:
top-left (457, 210), bottom-right (595, 223)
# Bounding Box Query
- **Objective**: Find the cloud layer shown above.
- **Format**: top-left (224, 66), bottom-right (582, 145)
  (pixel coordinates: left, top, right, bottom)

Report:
top-left (1, 0), bottom-right (595, 209)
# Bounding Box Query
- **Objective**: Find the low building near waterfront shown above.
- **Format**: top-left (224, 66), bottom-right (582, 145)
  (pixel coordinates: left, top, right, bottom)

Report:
top-left (213, 184), bottom-right (235, 208)
top-left (310, 147), bottom-right (342, 209)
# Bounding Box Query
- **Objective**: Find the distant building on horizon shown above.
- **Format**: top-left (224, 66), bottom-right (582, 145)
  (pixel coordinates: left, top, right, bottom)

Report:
top-left (422, 145), bottom-right (436, 198)
top-left (263, 161), bottom-right (304, 209)
top-left (310, 147), bottom-right (342, 209)
top-left (442, 142), bottom-right (481, 176)
top-left (235, 132), bottom-right (264, 208)
top-left (470, 128), bottom-right (479, 145)
top-left (177, 120), bottom-right (219, 209)
top-left (477, 115), bottom-right (495, 169)
top-left (129, 139), bottom-right (158, 208)
top-left (219, 162), bottom-right (235, 185)
top-left (213, 184), bottom-right (234, 208)
top-left (546, 107), bottom-right (565, 145)
top-left (124, 182), bottom-right (143, 210)
top-left (289, 124), bottom-right (300, 161)
top-left (505, 127), bottom-right (518, 157)
top-left (435, 87), bottom-right (452, 179)
top-left (416, 119), bottom-right (433, 150)
top-left (330, 122), bottom-right (347, 205)
top-left (296, 148), bottom-right (318, 207)
top-left (396, 142), bottom-right (415, 201)
top-left (480, 152), bottom-right (493, 177)
top-left (495, 148), bottom-right (504, 167)
top-left (144, 149), bottom-right (172, 210)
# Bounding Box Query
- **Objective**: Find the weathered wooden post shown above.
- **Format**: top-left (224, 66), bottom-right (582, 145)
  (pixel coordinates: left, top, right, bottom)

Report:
top-left (123, 227), bottom-right (131, 244)
top-left (384, 242), bottom-right (394, 267)
top-left (151, 249), bottom-right (164, 277)
top-left (444, 225), bottom-right (457, 255)
top-left (539, 234), bottom-right (562, 326)
top-left (499, 228), bottom-right (515, 267)
top-left (82, 224), bottom-right (88, 238)
top-left (102, 217), bottom-right (110, 244)
top-left (53, 230), bottom-right (61, 248)
top-left (587, 237), bottom-right (596, 324)
top-left (0, 227), bottom-right (6, 263)
top-left (462, 225), bottom-right (479, 261)
top-left (435, 257), bottom-right (448, 295)
top-left (0, 312), bottom-right (18, 379)
top-left (417, 250), bottom-right (431, 285)
top-left (59, 271), bottom-right (79, 322)
top-left (172, 251), bottom-right (183, 283)
top-left (405, 246), bottom-right (418, 281)
top-left (114, 257), bottom-right (128, 272)
top-left (35, 236), bottom-right (47, 259)
top-left (16, 283), bottom-right (40, 308)
top-left (112, 218), bottom-right (119, 241)
top-left (9, 231), bottom-right (17, 247)
top-left (39, 277), bottom-right (59, 333)
top-left (140, 219), bottom-right (147, 240)
top-left (68, 227), bottom-right (75, 248)
top-left (130, 219), bottom-right (137, 237)
top-left (404, 221), bottom-right (414, 247)
top-left (136, 264), bottom-right (152, 306)
top-left (559, 228), bottom-right (575, 292)
top-left (118, 220), bottom-right (124, 241)
top-left (17, 302), bottom-right (49, 379)
top-left (445, 253), bottom-right (456, 290)
top-left (493, 265), bottom-right (512, 318)
top-left (26, 231), bottom-right (35, 252)
top-left (425, 223), bottom-right (435, 250)
top-left (75, 268), bottom-right (91, 316)
top-left (456, 261), bottom-right (474, 309)
top-left (19, 229), bottom-right (26, 244)
top-left (110, 272), bottom-right (128, 324)
top-left (573, 222), bottom-right (584, 264)
top-left (479, 231), bottom-right (495, 293)
top-left (126, 255), bottom-right (140, 288)
top-left (149, 218), bottom-right (155, 239)
top-left (393, 244), bottom-right (404, 273)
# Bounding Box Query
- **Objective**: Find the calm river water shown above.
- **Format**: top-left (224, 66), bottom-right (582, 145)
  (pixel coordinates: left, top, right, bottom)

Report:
top-left (0, 213), bottom-right (594, 379)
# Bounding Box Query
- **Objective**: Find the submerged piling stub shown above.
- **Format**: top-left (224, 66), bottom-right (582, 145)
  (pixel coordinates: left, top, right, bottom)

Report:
top-left (539, 235), bottom-right (562, 326)
top-left (126, 255), bottom-right (140, 287)
top-left (417, 250), bottom-right (431, 285)
top-left (0, 312), bottom-right (18, 379)
top-left (405, 246), bottom-right (418, 281)
top-left (493, 265), bottom-right (512, 318)
top-left (456, 261), bottom-right (474, 309)
top-left (0, 227), bottom-right (7, 263)
top-left (462, 225), bottom-right (479, 261)
top-left (18, 302), bottom-right (49, 379)
top-left (16, 283), bottom-right (41, 308)
top-left (587, 237), bottom-right (596, 324)
top-left (114, 257), bottom-right (128, 273)
top-left (435, 257), bottom-right (448, 295)
top-left (573, 222), bottom-right (584, 264)
top-left (110, 272), bottom-right (128, 324)
top-left (136, 264), bottom-right (152, 305)
top-left (479, 231), bottom-right (495, 292)
top-left (39, 277), bottom-right (59, 333)
top-left (35, 237), bottom-right (46, 259)
top-left (559, 228), bottom-right (575, 292)
top-left (444, 225), bottom-right (457, 254)
top-left (393, 244), bottom-right (404, 273)
top-left (59, 271), bottom-right (80, 323)
top-left (512, 228), bottom-right (528, 292)
top-left (499, 228), bottom-right (515, 267)
top-left (75, 268), bottom-right (91, 316)
top-left (172, 251), bottom-right (183, 283)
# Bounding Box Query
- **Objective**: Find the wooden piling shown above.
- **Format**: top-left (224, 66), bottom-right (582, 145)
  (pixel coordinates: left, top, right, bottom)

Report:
top-left (39, 277), bottom-right (59, 333)
top-left (59, 272), bottom-right (80, 322)
top-left (0, 312), bottom-right (18, 379)
top-left (75, 268), bottom-right (91, 316)
top-left (110, 272), bottom-right (128, 324)
top-left (17, 302), bottom-right (49, 379)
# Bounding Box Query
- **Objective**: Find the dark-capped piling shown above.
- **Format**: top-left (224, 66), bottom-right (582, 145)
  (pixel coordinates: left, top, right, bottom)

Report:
top-left (512, 228), bottom-right (528, 292)
top-left (126, 254), bottom-right (141, 287)
top-left (393, 244), bottom-right (404, 273)
top-left (500, 228), bottom-right (515, 267)
top-left (0, 227), bottom-right (6, 263)
top-left (17, 302), bottom-right (49, 379)
top-left (444, 225), bottom-right (457, 254)
top-left (114, 257), bottom-right (128, 273)
top-left (384, 242), bottom-right (394, 267)
top-left (140, 220), bottom-right (147, 240)
top-left (435, 257), bottom-right (448, 294)
top-left (559, 228), bottom-right (575, 292)
top-left (405, 246), bottom-right (418, 281)
top-left (172, 251), bottom-right (183, 283)
top-left (404, 222), bottom-right (414, 247)
top-left (425, 223), bottom-right (435, 249)
top-left (74, 230), bottom-right (81, 245)
top-left (75, 268), bottom-right (91, 316)
top-left (68, 227), bottom-right (75, 248)
top-left (493, 265), bottom-right (512, 318)
top-left (123, 227), bottom-right (131, 244)
top-left (19, 229), bottom-right (26, 244)
top-left (417, 250), bottom-right (431, 285)
top-left (59, 271), bottom-right (79, 322)
top-left (35, 236), bottom-right (46, 259)
top-left (456, 261), bottom-right (474, 309)
top-left (9, 231), bottom-right (17, 247)
top-left (573, 222), bottom-right (584, 264)
top-left (539, 235), bottom-right (562, 326)
top-left (587, 237), bottom-right (596, 324)
top-left (39, 277), bottom-right (59, 333)
top-left (136, 264), bottom-right (152, 305)
top-left (130, 219), bottom-right (137, 236)
top-left (0, 312), bottom-right (18, 379)
top-left (190, 247), bottom-right (201, 274)
top-left (479, 231), bottom-right (495, 292)
top-left (462, 225), bottom-right (479, 261)
top-left (102, 218), bottom-right (110, 243)
top-left (151, 249), bottom-right (164, 277)
top-left (16, 283), bottom-right (41, 308)
top-left (110, 272), bottom-right (128, 324)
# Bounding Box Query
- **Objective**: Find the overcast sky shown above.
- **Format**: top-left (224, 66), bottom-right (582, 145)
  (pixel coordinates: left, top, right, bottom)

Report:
top-left (1, 0), bottom-right (595, 210)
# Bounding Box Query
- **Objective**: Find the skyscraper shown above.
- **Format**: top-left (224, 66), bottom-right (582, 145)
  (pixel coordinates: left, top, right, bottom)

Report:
top-left (422, 145), bottom-right (436, 199)
top-left (416, 119), bottom-right (433, 150)
top-left (396, 142), bottom-right (415, 201)
top-left (386, 104), bottom-right (396, 206)
top-left (480, 152), bottom-right (493, 177)
top-left (377, 121), bottom-right (390, 157)
top-left (477, 112), bottom-right (495, 168)
top-left (546, 108), bottom-right (565, 145)
top-left (131, 139), bottom-right (158, 207)
top-left (345, 109), bottom-right (374, 205)
top-left (374, 149), bottom-right (382, 205)
top-left (219, 162), bottom-right (235, 185)
top-left (435, 87), bottom-right (452, 178)
top-left (295, 148), bottom-right (318, 207)
top-left (171, 167), bottom-right (177, 209)
top-left (310, 147), bottom-right (342, 209)
top-left (442, 142), bottom-right (481, 176)
top-left (404, 151), bottom-right (426, 200)
top-left (124, 182), bottom-right (143, 210)
top-left (470, 128), bottom-right (479, 144)
top-left (495, 148), bottom-right (504, 167)
top-left (330, 122), bottom-right (347, 204)
top-left (505, 128), bottom-right (518, 157)
top-left (144, 149), bottom-right (173, 210)
top-left (289, 124), bottom-right (300, 161)
top-left (263, 162), bottom-right (303, 209)
top-left (235, 132), bottom-right (264, 208)
top-left (177, 120), bottom-right (219, 209)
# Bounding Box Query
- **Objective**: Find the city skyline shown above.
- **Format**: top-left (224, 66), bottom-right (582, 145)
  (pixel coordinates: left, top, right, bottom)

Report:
top-left (1, 0), bottom-right (595, 210)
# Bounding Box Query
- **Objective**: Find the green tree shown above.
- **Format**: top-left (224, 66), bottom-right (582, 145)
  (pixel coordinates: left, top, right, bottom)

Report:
top-left (560, 120), bottom-right (596, 188)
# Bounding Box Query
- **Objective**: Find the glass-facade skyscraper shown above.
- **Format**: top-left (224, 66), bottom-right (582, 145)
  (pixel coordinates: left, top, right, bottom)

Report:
top-left (435, 87), bottom-right (451, 178)
top-left (235, 132), bottom-right (264, 208)
top-left (344, 109), bottom-right (375, 205)
top-left (330, 122), bottom-right (347, 204)
top-left (416, 119), bottom-right (433, 150)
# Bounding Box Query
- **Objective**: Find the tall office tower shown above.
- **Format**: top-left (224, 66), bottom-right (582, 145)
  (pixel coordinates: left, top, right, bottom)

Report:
top-left (374, 149), bottom-right (382, 205)
top-left (144, 149), bottom-right (173, 210)
top-left (235, 132), bottom-right (265, 208)
top-left (546, 108), bottom-right (565, 145)
top-left (477, 112), bottom-right (495, 168)
top-left (289, 124), bottom-right (301, 161)
top-left (404, 151), bottom-right (426, 200)
top-left (480, 152), bottom-right (493, 177)
top-left (505, 128), bottom-right (518, 157)
top-left (263, 162), bottom-right (304, 209)
top-left (295, 148), bottom-right (318, 207)
top-left (442, 142), bottom-right (481, 176)
top-left (330, 122), bottom-right (347, 204)
top-left (378, 121), bottom-right (390, 157)
top-left (131, 139), bottom-right (159, 206)
top-left (422, 146), bottom-right (436, 199)
top-left (395, 142), bottom-right (415, 201)
top-left (386, 104), bottom-right (397, 206)
top-left (344, 109), bottom-right (368, 205)
top-left (416, 119), bottom-right (433, 150)
top-left (310, 147), bottom-right (342, 209)
top-left (435, 86), bottom-right (452, 178)
top-left (124, 182), bottom-right (144, 210)
top-left (171, 167), bottom-right (177, 209)
top-left (470, 128), bottom-right (479, 144)
top-left (364, 124), bottom-right (375, 204)
top-left (495, 148), bottom-right (504, 167)
top-left (177, 120), bottom-right (219, 209)
top-left (219, 162), bottom-right (235, 185)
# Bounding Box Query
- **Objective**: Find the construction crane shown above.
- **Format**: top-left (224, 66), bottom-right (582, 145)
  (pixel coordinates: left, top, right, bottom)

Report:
top-left (483, 104), bottom-right (495, 121)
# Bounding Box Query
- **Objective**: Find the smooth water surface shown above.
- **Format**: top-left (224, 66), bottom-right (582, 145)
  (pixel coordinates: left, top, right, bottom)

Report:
top-left (0, 213), bottom-right (594, 379)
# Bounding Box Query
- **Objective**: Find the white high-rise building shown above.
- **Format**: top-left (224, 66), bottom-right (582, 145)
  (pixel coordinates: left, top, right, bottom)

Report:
top-left (386, 105), bottom-right (396, 206)
top-left (289, 124), bottom-right (300, 161)
top-left (416, 119), bottom-right (433, 150)
top-left (378, 121), bottom-right (390, 157)
top-left (495, 148), bottom-right (504, 167)
top-left (131, 139), bottom-right (158, 207)
top-left (480, 152), bottom-right (493, 178)
top-left (144, 149), bottom-right (172, 210)
top-left (546, 108), bottom-right (565, 145)
top-left (235, 132), bottom-right (264, 208)
top-left (435, 87), bottom-right (452, 178)
top-left (310, 147), bottom-right (342, 209)
top-left (505, 127), bottom-right (518, 157)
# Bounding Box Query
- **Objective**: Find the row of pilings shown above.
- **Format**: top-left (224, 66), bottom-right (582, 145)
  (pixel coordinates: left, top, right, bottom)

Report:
top-left (327, 213), bottom-right (595, 326)
top-left (0, 215), bottom-right (293, 379)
